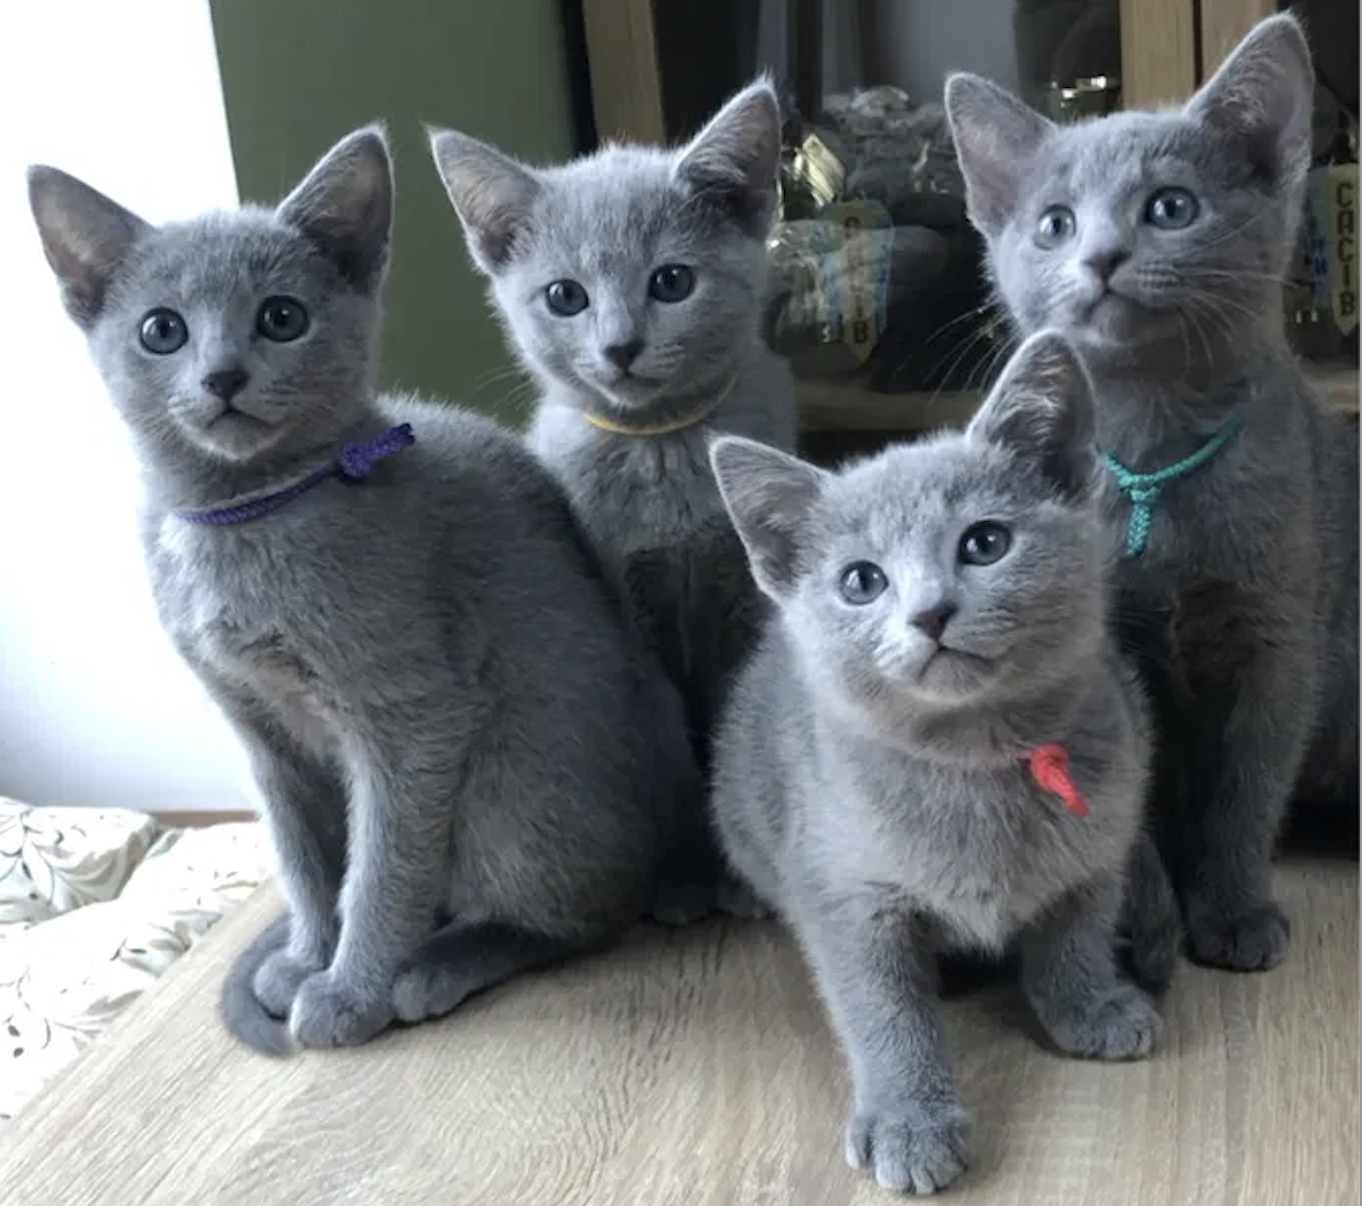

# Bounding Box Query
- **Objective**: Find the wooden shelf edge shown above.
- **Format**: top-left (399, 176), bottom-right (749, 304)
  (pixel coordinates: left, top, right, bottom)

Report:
top-left (798, 361), bottom-right (1359, 434)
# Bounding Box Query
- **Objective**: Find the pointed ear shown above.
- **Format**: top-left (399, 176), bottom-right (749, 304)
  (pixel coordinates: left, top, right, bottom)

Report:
top-left (945, 72), bottom-right (1052, 238)
top-left (674, 78), bottom-right (782, 237)
top-left (967, 330), bottom-right (1097, 498)
top-left (1184, 13), bottom-right (1314, 187)
top-left (427, 127), bottom-right (542, 275)
top-left (277, 123), bottom-right (392, 292)
top-left (27, 166), bottom-right (150, 330)
top-left (710, 436), bottom-right (825, 601)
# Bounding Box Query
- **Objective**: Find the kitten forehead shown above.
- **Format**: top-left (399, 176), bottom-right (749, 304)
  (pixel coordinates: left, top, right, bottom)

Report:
top-left (1035, 112), bottom-right (1226, 197)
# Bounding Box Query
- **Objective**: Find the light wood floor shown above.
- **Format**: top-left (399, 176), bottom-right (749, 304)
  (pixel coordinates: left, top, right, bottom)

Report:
top-left (0, 857), bottom-right (1356, 1205)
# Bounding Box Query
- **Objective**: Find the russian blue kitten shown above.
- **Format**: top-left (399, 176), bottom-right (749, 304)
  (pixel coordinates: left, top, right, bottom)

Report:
top-left (710, 331), bottom-right (1164, 1195)
top-left (946, 12), bottom-right (1359, 973)
top-left (28, 127), bottom-right (700, 1053)
top-left (427, 81), bottom-right (797, 921)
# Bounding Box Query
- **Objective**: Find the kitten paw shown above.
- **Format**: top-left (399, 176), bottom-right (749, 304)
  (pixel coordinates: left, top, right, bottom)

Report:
top-left (289, 972), bottom-right (393, 1048)
top-left (391, 963), bottom-right (474, 1024)
top-left (648, 880), bottom-right (715, 927)
top-left (253, 949), bottom-right (325, 1018)
top-left (1041, 982), bottom-right (1162, 1061)
top-left (1185, 900), bottom-right (1290, 971)
top-left (844, 1105), bottom-right (971, 1195)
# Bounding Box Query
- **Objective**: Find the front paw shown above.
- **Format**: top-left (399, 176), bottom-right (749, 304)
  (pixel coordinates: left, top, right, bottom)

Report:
top-left (1039, 981), bottom-right (1162, 1061)
top-left (391, 961), bottom-right (474, 1025)
top-left (254, 949), bottom-right (326, 1018)
top-left (289, 971), bottom-right (394, 1048)
top-left (714, 878), bottom-right (773, 920)
top-left (1185, 898), bottom-right (1290, 971)
top-left (845, 1103), bottom-right (971, 1195)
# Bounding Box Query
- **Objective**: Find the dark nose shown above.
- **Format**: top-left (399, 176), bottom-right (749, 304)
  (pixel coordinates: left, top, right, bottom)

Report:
top-left (202, 367), bottom-right (249, 402)
top-left (1084, 248), bottom-right (1130, 283)
top-left (604, 339), bottom-right (644, 371)
top-left (911, 602), bottom-right (957, 642)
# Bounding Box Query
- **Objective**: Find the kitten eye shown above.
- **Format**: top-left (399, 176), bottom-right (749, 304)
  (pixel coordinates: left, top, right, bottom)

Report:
top-left (256, 296), bottom-right (309, 343)
top-left (958, 521), bottom-right (1012, 566)
top-left (138, 308), bottom-right (188, 355)
top-left (1035, 205), bottom-right (1076, 249)
top-left (546, 280), bottom-right (589, 316)
top-left (648, 264), bottom-right (695, 304)
top-left (1145, 187), bottom-right (1199, 230)
top-left (838, 561), bottom-right (888, 605)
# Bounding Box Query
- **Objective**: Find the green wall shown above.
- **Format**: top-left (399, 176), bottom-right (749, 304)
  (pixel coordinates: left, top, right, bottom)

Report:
top-left (210, 0), bottom-right (578, 426)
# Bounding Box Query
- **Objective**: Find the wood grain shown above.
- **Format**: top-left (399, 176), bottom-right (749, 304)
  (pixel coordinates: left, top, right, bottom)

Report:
top-left (580, 0), bottom-right (665, 145)
top-left (1120, 0), bottom-right (1198, 106)
top-left (1199, 0), bottom-right (1279, 81)
top-left (0, 858), bottom-right (1355, 1205)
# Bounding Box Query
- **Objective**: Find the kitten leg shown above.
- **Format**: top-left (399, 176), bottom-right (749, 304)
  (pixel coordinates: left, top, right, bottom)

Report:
top-left (200, 674), bottom-right (346, 1026)
top-left (288, 726), bottom-right (457, 1049)
top-left (1021, 873), bottom-right (1162, 1061)
top-left (1178, 644), bottom-right (1312, 972)
top-left (390, 921), bottom-right (594, 1024)
top-left (792, 895), bottom-right (970, 1195)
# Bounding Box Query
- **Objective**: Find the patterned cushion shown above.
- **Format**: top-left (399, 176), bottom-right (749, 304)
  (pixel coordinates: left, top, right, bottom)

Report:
top-left (0, 818), bottom-right (269, 1123)
top-left (0, 802), bottom-right (159, 925)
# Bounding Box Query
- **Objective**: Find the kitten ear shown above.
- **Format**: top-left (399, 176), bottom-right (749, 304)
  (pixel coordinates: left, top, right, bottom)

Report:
top-left (27, 166), bottom-right (151, 330)
top-left (1184, 13), bottom-right (1314, 187)
top-left (968, 330), bottom-right (1097, 498)
top-left (277, 123), bottom-right (393, 292)
top-left (427, 127), bottom-right (542, 275)
top-left (674, 78), bottom-right (782, 237)
top-left (710, 436), bottom-right (825, 601)
top-left (945, 73), bottom-right (1052, 237)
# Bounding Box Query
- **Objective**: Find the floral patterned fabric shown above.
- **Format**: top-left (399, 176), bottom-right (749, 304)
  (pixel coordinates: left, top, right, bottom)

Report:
top-left (0, 801), bottom-right (269, 1123)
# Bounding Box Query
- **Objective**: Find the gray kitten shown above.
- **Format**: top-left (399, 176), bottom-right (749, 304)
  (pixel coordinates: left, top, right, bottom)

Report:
top-left (28, 126), bottom-right (700, 1054)
top-left (710, 331), bottom-right (1164, 1196)
top-left (946, 12), bottom-right (1359, 974)
top-left (427, 81), bottom-right (797, 921)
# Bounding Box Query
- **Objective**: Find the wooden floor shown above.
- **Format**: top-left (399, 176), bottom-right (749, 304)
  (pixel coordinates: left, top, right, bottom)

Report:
top-left (0, 857), bottom-right (1356, 1205)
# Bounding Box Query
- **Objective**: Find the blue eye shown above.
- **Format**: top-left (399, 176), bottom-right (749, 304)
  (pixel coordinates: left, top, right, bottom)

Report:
top-left (648, 264), bottom-right (694, 303)
top-left (546, 279), bottom-right (589, 316)
top-left (958, 521), bottom-right (1011, 566)
top-left (138, 308), bottom-right (188, 354)
top-left (256, 296), bottom-right (309, 342)
top-left (839, 561), bottom-right (888, 605)
top-left (1035, 205), bottom-right (1076, 248)
top-left (1145, 187), bottom-right (1199, 230)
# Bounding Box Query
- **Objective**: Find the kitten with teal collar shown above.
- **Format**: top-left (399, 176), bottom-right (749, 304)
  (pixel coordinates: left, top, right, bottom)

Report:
top-left (710, 330), bottom-right (1165, 1195)
top-left (427, 80), bottom-right (796, 921)
top-left (946, 12), bottom-right (1359, 974)
top-left (28, 126), bottom-right (701, 1053)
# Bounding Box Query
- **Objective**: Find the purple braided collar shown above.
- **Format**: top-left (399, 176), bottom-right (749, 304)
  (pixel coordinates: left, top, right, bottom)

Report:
top-left (174, 424), bottom-right (416, 526)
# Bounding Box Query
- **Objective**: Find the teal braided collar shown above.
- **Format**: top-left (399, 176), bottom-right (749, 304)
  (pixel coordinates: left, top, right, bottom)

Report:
top-left (1102, 410), bottom-right (1244, 558)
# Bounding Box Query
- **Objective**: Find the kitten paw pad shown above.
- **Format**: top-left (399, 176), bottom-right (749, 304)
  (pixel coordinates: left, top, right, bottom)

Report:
top-left (1044, 983), bottom-right (1162, 1060)
top-left (288, 972), bottom-right (393, 1048)
top-left (253, 949), bottom-right (325, 1018)
top-left (845, 1107), bottom-right (971, 1195)
top-left (1186, 902), bottom-right (1290, 972)
top-left (714, 879), bottom-right (773, 920)
top-left (391, 963), bottom-right (474, 1024)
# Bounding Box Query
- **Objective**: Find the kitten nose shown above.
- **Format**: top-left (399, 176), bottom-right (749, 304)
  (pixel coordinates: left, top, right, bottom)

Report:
top-left (1084, 248), bottom-right (1130, 283)
top-left (910, 602), bottom-right (957, 642)
top-left (604, 339), bottom-right (644, 371)
top-left (202, 367), bottom-right (249, 402)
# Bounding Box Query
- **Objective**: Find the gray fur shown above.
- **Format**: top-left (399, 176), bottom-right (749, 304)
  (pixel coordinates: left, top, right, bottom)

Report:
top-left (28, 126), bottom-right (700, 1053)
top-left (947, 12), bottom-right (1359, 974)
top-left (428, 81), bottom-right (797, 922)
top-left (710, 332), bottom-right (1164, 1194)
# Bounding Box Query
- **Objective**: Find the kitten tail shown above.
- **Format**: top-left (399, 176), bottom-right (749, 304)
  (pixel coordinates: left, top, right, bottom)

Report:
top-left (217, 914), bottom-right (294, 1058)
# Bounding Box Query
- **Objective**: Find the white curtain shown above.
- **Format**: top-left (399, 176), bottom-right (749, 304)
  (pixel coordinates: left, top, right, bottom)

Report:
top-left (0, 1), bottom-right (254, 811)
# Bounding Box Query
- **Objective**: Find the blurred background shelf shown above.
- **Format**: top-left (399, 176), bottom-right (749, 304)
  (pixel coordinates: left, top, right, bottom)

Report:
top-left (798, 358), bottom-right (1360, 434)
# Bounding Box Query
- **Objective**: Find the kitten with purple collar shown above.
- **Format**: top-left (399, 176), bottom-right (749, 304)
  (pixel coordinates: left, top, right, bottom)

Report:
top-left (710, 331), bottom-right (1165, 1195)
top-left (946, 13), bottom-right (1358, 973)
top-left (427, 81), bottom-right (797, 922)
top-left (27, 126), bottom-right (700, 1053)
